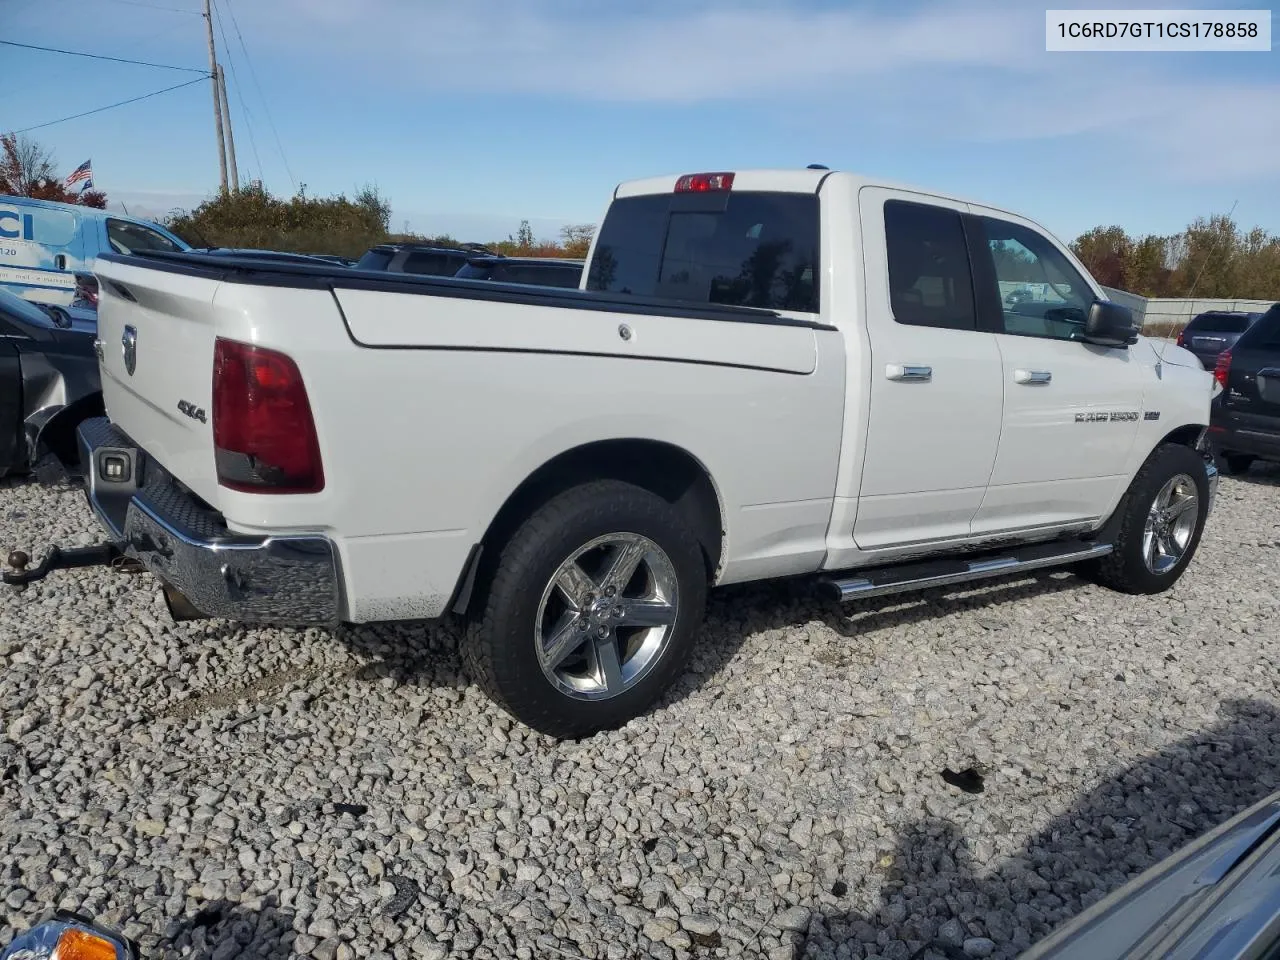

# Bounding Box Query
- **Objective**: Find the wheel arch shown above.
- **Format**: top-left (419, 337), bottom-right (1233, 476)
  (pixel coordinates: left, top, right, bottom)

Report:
top-left (29, 390), bottom-right (105, 469)
top-left (1158, 422), bottom-right (1207, 450)
top-left (451, 438), bottom-right (726, 616)
top-left (1098, 422), bottom-right (1209, 543)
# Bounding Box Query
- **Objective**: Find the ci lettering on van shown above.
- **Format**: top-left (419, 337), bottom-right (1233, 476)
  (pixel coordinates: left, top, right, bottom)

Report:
top-left (0, 211), bottom-right (36, 242)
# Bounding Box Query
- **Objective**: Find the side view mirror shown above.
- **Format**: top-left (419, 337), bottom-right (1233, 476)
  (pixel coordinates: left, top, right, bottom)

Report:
top-left (1081, 298), bottom-right (1140, 348)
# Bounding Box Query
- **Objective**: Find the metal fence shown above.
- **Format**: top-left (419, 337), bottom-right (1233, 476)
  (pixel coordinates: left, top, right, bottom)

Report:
top-left (1101, 286), bottom-right (1276, 332)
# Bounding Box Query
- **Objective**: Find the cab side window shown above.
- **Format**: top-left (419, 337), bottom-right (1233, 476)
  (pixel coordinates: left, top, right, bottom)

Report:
top-left (884, 200), bottom-right (977, 331)
top-left (980, 217), bottom-right (1093, 340)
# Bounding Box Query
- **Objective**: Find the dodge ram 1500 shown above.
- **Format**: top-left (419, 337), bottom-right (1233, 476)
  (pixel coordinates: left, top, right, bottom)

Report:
top-left (28, 168), bottom-right (1218, 737)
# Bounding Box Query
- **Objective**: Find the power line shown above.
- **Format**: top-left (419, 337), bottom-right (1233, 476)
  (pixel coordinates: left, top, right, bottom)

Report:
top-left (221, 0), bottom-right (296, 191)
top-left (0, 40), bottom-right (209, 74)
top-left (14, 77), bottom-right (207, 133)
top-left (211, 0), bottom-right (263, 184)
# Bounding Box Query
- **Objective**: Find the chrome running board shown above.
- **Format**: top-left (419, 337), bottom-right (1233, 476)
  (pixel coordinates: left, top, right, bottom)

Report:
top-left (818, 541), bottom-right (1113, 603)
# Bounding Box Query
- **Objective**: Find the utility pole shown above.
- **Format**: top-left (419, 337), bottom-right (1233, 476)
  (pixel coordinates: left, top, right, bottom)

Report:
top-left (203, 0), bottom-right (228, 195)
top-left (218, 66), bottom-right (239, 192)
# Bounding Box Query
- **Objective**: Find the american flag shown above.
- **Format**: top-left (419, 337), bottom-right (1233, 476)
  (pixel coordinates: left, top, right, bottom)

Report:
top-left (64, 159), bottom-right (93, 191)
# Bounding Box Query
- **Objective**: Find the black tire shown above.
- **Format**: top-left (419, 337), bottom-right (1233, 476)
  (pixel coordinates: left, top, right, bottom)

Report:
top-left (1082, 444), bottom-right (1210, 595)
top-left (1218, 452), bottom-right (1255, 476)
top-left (463, 480), bottom-right (708, 739)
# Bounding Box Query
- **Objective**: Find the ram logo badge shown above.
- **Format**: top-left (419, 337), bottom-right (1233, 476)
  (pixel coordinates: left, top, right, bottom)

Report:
top-left (177, 400), bottom-right (207, 424)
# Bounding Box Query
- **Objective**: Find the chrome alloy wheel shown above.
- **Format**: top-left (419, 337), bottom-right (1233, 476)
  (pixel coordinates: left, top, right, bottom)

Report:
top-left (1142, 473), bottom-right (1199, 574)
top-left (535, 533), bottom-right (679, 700)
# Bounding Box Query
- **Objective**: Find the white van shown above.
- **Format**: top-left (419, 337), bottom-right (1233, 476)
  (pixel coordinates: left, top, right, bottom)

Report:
top-left (0, 195), bottom-right (189, 309)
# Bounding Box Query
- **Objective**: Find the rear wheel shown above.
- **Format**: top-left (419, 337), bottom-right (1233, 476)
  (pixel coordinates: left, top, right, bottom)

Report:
top-left (1083, 444), bottom-right (1209, 594)
top-left (463, 480), bottom-right (708, 739)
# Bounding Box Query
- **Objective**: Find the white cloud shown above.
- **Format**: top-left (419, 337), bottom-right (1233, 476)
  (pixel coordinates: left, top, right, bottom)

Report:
top-left (222, 0), bottom-right (1279, 182)
top-left (33, 0), bottom-right (1276, 194)
top-left (246, 0), bottom-right (1036, 100)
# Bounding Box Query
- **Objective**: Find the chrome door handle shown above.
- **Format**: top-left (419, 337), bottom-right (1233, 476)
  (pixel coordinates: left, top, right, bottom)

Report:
top-left (886, 363), bottom-right (932, 382)
top-left (1014, 369), bottom-right (1052, 385)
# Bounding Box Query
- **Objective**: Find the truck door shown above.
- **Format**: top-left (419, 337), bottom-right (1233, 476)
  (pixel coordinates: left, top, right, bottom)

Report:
top-left (851, 189), bottom-right (1004, 550)
top-left (966, 212), bottom-right (1147, 535)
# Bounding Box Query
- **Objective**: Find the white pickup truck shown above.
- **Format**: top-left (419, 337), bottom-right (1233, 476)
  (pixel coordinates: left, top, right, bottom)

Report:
top-left (60, 168), bottom-right (1216, 737)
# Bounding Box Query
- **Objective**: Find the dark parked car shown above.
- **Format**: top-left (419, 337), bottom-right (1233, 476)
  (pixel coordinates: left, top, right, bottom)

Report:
top-left (355, 243), bottom-right (494, 277)
top-left (1208, 302), bottom-right (1280, 474)
top-left (0, 288), bottom-right (101, 478)
top-left (1176, 309), bottom-right (1265, 370)
top-left (454, 255), bottom-right (584, 288)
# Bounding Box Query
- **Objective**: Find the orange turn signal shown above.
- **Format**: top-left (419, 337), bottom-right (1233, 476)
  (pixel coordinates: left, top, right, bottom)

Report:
top-left (54, 927), bottom-right (121, 960)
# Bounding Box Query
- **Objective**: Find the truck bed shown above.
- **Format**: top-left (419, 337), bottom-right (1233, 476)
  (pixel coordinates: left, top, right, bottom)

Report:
top-left (91, 249), bottom-right (848, 622)
top-left (97, 251), bottom-right (832, 331)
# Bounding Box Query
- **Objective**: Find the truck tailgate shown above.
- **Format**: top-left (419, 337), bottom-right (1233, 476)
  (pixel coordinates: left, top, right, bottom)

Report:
top-left (94, 260), bottom-right (223, 505)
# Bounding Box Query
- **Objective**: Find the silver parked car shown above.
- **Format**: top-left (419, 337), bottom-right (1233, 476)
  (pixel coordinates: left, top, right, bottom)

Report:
top-left (1023, 790), bottom-right (1280, 959)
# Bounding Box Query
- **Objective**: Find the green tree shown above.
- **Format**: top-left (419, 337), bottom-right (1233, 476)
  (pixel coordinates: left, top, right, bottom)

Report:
top-left (508, 219), bottom-right (536, 253)
top-left (559, 223), bottom-right (595, 259)
top-left (1170, 214), bottom-right (1240, 297)
top-left (165, 181), bottom-right (393, 259)
top-left (0, 133), bottom-right (107, 208)
top-left (1071, 226), bottom-right (1131, 289)
top-left (1127, 235), bottom-right (1171, 297)
top-left (1071, 215), bottom-right (1280, 300)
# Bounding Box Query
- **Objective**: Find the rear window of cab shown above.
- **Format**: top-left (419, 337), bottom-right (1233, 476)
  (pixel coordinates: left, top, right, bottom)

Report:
top-left (586, 191), bottom-right (819, 313)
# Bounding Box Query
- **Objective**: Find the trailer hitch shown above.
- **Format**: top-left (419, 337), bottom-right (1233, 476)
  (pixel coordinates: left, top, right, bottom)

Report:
top-left (3, 543), bottom-right (142, 586)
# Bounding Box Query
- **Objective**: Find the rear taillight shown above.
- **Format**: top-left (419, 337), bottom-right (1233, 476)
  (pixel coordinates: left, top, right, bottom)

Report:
top-left (74, 273), bottom-right (98, 307)
top-left (212, 338), bottom-right (324, 494)
top-left (674, 172), bottom-right (735, 193)
top-left (1213, 349), bottom-right (1232, 389)
top-left (1175, 329), bottom-right (1184, 347)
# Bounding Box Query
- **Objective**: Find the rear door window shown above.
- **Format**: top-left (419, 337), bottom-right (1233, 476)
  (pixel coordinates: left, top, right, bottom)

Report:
top-left (586, 191), bottom-right (819, 312)
top-left (883, 200), bottom-right (977, 331)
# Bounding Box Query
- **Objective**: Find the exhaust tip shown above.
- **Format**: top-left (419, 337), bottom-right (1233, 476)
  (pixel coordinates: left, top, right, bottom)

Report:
top-left (162, 582), bottom-right (207, 622)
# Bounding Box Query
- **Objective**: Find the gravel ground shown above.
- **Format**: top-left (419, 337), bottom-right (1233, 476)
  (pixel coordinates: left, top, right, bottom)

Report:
top-left (1, 467), bottom-right (1279, 960)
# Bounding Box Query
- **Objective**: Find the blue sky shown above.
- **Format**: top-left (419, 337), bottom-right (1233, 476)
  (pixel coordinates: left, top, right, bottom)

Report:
top-left (2, 0), bottom-right (1277, 246)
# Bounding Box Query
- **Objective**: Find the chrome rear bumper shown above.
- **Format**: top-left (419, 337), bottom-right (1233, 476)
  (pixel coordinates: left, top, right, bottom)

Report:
top-left (77, 417), bottom-right (341, 625)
